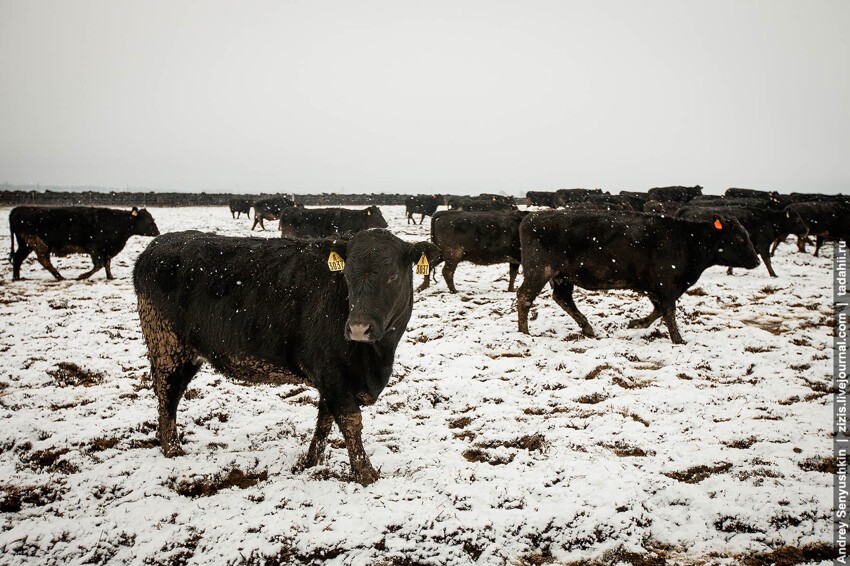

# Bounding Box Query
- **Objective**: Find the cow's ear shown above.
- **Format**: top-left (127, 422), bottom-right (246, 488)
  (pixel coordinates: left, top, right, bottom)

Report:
top-left (320, 240), bottom-right (348, 272)
top-left (406, 241), bottom-right (442, 267)
top-left (712, 216), bottom-right (723, 231)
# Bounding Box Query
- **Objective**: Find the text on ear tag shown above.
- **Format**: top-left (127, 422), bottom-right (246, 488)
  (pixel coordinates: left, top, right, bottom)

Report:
top-left (415, 252), bottom-right (430, 275)
top-left (328, 251), bottom-right (345, 272)
top-left (713, 218), bottom-right (723, 230)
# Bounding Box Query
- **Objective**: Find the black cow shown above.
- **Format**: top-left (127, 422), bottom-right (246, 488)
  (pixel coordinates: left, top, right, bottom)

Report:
top-left (617, 191), bottom-right (651, 211)
top-left (405, 195), bottom-right (441, 225)
top-left (133, 229), bottom-right (439, 485)
top-left (525, 191), bottom-right (557, 208)
top-left (782, 201), bottom-right (850, 256)
top-left (553, 188), bottom-right (605, 207)
top-left (642, 200), bottom-right (683, 215)
top-left (561, 201), bottom-right (629, 211)
top-left (448, 196), bottom-right (518, 212)
top-left (677, 206), bottom-right (807, 277)
top-left (690, 196), bottom-right (784, 210)
top-left (279, 206), bottom-right (388, 237)
top-left (251, 197), bottom-right (296, 231)
top-left (724, 188), bottom-right (781, 202)
top-left (646, 185), bottom-right (703, 202)
top-left (516, 211), bottom-right (759, 343)
top-left (229, 198), bottom-right (253, 219)
top-left (10, 206), bottom-right (160, 280)
top-left (426, 210), bottom-right (528, 293)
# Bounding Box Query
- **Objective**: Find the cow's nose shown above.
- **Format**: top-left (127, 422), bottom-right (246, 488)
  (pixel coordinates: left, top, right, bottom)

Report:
top-left (348, 323), bottom-right (372, 342)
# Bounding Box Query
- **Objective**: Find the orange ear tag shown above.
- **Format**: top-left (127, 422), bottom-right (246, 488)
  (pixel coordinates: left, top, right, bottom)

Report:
top-left (328, 251), bottom-right (345, 272)
top-left (713, 218), bottom-right (723, 230)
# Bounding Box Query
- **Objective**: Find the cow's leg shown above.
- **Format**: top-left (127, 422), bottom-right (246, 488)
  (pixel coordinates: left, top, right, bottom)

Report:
top-left (516, 272), bottom-right (549, 334)
top-left (419, 214), bottom-right (425, 225)
top-left (104, 258), bottom-right (114, 280)
top-left (814, 236), bottom-right (824, 257)
top-left (761, 249), bottom-right (777, 277)
top-left (137, 296), bottom-right (198, 457)
top-left (416, 273), bottom-right (431, 292)
top-left (292, 399), bottom-right (334, 473)
top-left (406, 213), bottom-right (412, 225)
top-left (661, 304), bottom-right (685, 344)
top-left (442, 261), bottom-right (459, 293)
top-left (796, 235), bottom-right (807, 253)
top-left (551, 279), bottom-right (595, 337)
top-left (232, 210), bottom-right (236, 219)
top-left (33, 250), bottom-right (63, 280)
top-left (321, 393), bottom-right (379, 485)
top-left (335, 410), bottom-right (378, 486)
top-left (628, 298), bottom-right (663, 329)
top-left (11, 238), bottom-right (32, 280)
top-left (251, 217), bottom-right (259, 231)
top-left (770, 237), bottom-right (783, 256)
top-left (77, 255), bottom-right (104, 280)
top-left (507, 262), bottom-right (520, 292)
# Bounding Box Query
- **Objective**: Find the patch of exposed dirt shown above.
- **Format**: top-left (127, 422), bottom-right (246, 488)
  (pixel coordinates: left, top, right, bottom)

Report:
top-left (172, 467), bottom-right (268, 498)
top-left (602, 441), bottom-right (654, 457)
top-left (664, 462), bottom-right (732, 484)
top-left (0, 482), bottom-right (67, 512)
top-left (20, 447), bottom-right (79, 474)
top-left (723, 436), bottom-right (758, 449)
top-left (799, 455), bottom-right (836, 474)
top-left (46, 362), bottom-right (105, 387)
top-left (574, 392), bottom-right (607, 405)
top-left (462, 449), bottom-right (515, 466)
top-left (583, 364), bottom-right (612, 380)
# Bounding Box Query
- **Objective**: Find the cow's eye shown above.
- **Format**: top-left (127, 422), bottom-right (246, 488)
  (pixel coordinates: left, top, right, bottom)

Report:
top-left (388, 273), bottom-right (399, 283)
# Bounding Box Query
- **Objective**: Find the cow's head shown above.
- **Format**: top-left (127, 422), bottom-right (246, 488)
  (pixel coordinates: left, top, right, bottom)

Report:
top-left (780, 208), bottom-right (808, 236)
top-left (711, 216), bottom-right (760, 269)
top-left (326, 229), bottom-right (439, 343)
top-left (364, 206), bottom-right (389, 229)
top-left (130, 207), bottom-right (160, 236)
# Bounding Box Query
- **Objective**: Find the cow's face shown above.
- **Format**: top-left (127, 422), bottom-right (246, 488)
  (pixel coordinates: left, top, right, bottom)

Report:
top-left (331, 230), bottom-right (438, 343)
top-left (365, 206), bottom-right (389, 229)
top-left (713, 217), bottom-right (760, 269)
top-left (131, 208), bottom-right (160, 236)
top-left (782, 209), bottom-right (808, 235)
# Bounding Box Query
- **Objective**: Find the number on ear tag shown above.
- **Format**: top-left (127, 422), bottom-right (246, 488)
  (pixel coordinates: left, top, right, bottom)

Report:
top-left (328, 251), bottom-right (345, 272)
top-left (415, 252), bottom-right (430, 275)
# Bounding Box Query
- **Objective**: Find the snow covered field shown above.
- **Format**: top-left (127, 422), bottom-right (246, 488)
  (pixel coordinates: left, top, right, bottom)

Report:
top-left (0, 205), bottom-right (836, 565)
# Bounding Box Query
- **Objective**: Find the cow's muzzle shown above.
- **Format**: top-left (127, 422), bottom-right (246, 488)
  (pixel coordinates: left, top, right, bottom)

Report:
top-left (345, 320), bottom-right (380, 342)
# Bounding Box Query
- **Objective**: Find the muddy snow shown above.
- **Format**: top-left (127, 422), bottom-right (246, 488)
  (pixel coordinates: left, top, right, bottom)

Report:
top-left (0, 205), bottom-right (835, 564)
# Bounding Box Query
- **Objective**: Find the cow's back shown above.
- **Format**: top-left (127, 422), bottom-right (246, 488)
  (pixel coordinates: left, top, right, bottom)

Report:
top-left (134, 231), bottom-right (350, 371)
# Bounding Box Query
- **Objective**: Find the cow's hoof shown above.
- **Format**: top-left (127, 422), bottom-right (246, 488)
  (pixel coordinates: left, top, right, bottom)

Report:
top-left (161, 445), bottom-right (185, 458)
top-left (352, 465), bottom-right (380, 486)
top-left (291, 453), bottom-right (322, 473)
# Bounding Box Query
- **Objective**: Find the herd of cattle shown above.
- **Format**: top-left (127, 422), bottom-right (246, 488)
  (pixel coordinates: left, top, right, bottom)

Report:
top-left (5, 185), bottom-right (848, 485)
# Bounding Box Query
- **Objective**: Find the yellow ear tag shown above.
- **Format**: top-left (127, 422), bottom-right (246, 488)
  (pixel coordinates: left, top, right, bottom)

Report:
top-left (328, 251), bottom-right (345, 272)
top-left (713, 218), bottom-right (723, 230)
top-left (786, 211), bottom-right (790, 218)
top-left (367, 210), bottom-right (371, 216)
top-left (415, 252), bottom-right (430, 275)
top-left (131, 210), bottom-right (138, 217)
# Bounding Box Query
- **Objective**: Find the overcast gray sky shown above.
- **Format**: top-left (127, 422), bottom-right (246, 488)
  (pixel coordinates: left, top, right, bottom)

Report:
top-left (1, 0), bottom-right (848, 195)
